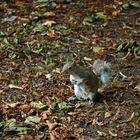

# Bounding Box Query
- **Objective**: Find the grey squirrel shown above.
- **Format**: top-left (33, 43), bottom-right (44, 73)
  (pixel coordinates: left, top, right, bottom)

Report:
top-left (62, 59), bottom-right (111, 102)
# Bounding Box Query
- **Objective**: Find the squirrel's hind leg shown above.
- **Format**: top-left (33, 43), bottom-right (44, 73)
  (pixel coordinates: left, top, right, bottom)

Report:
top-left (88, 92), bottom-right (99, 103)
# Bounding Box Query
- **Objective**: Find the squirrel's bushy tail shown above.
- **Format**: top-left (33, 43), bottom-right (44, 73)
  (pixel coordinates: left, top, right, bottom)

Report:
top-left (92, 59), bottom-right (111, 87)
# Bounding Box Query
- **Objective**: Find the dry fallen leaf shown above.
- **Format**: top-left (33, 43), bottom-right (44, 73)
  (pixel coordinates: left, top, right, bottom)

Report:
top-left (45, 74), bottom-right (52, 80)
top-left (74, 127), bottom-right (84, 135)
top-left (68, 112), bottom-right (79, 116)
top-left (75, 102), bottom-right (82, 108)
top-left (109, 130), bottom-right (117, 137)
top-left (8, 84), bottom-right (23, 90)
top-left (96, 12), bottom-right (108, 20)
top-left (104, 112), bottom-right (112, 118)
top-left (104, 5), bottom-right (119, 16)
top-left (47, 29), bottom-right (55, 37)
top-left (83, 57), bottom-right (92, 61)
top-left (112, 108), bottom-right (121, 121)
top-left (127, 112), bottom-right (135, 122)
top-left (44, 12), bottom-right (55, 17)
top-left (43, 20), bottom-right (56, 26)
top-left (92, 47), bottom-right (107, 58)
top-left (111, 83), bottom-right (126, 90)
top-left (52, 68), bottom-right (61, 74)
top-left (92, 119), bottom-right (96, 125)
top-left (50, 132), bottom-right (57, 140)
top-left (96, 120), bottom-right (104, 126)
top-left (41, 111), bottom-right (48, 120)
top-left (135, 84), bottom-right (140, 92)
top-left (25, 116), bottom-right (41, 124)
top-left (41, 109), bottom-right (52, 120)
top-left (8, 102), bottom-right (21, 108)
top-left (30, 101), bottom-right (46, 109)
top-left (18, 104), bottom-right (31, 113)
top-left (97, 130), bottom-right (107, 136)
top-left (46, 120), bottom-right (58, 131)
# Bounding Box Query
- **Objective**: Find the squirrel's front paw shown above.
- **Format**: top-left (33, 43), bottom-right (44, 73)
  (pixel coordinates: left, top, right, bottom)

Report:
top-left (88, 100), bottom-right (95, 105)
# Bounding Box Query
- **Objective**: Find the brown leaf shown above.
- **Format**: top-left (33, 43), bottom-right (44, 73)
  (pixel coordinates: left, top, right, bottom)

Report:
top-left (52, 68), bottom-right (61, 74)
top-left (41, 111), bottom-right (48, 120)
top-left (75, 102), bottom-right (82, 108)
top-left (47, 29), bottom-right (55, 37)
top-left (9, 61), bottom-right (19, 69)
top-left (74, 127), bottom-right (84, 135)
top-left (92, 47), bottom-right (107, 59)
top-left (50, 132), bottom-right (57, 140)
top-left (44, 12), bottom-right (55, 17)
top-left (111, 83), bottom-right (126, 90)
top-left (41, 109), bottom-right (52, 120)
top-left (46, 120), bottom-right (58, 131)
top-left (113, 108), bottom-right (121, 121)
top-left (20, 135), bottom-right (34, 140)
top-left (18, 103), bottom-right (31, 113)
top-left (104, 112), bottom-right (112, 118)
top-left (104, 5), bottom-right (117, 16)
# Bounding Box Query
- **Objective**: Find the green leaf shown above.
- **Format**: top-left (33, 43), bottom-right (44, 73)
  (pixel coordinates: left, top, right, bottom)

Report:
top-left (122, 2), bottom-right (140, 9)
top-left (37, 0), bottom-right (50, 3)
top-left (49, 102), bottom-right (57, 110)
top-left (131, 2), bottom-right (140, 8)
top-left (0, 31), bottom-right (5, 37)
top-left (1, 38), bottom-right (9, 50)
top-left (58, 102), bottom-right (74, 110)
top-left (25, 116), bottom-right (41, 123)
top-left (51, 40), bottom-right (63, 48)
top-left (124, 41), bottom-right (134, 50)
top-left (3, 37), bottom-right (9, 45)
top-left (69, 16), bottom-right (80, 22)
top-left (101, 22), bottom-right (108, 27)
top-left (54, 25), bottom-right (71, 35)
top-left (133, 131), bottom-right (140, 138)
top-left (0, 121), bottom-right (29, 132)
top-left (33, 23), bottom-right (48, 33)
top-left (83, 16), bottom-right (93, 23)
top-left (114, 41), bottom-right (140, 51)
top-left (30, 101), bottom-right (47, 109)
top-left (122, 3), bottom-right (130, 9)
top-left (72, 24), bottom-right (86, 30)
top-left (116, 44), bottom-right (125, 51)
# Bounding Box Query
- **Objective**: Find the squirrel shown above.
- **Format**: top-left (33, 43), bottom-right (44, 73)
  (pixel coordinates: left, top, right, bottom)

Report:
top-left (62, 59), bottom-right (111, 102)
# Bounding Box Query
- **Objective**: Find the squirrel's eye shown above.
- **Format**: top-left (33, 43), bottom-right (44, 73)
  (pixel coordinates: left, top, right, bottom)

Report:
top-left (69, 67), bottom-right (72, 70)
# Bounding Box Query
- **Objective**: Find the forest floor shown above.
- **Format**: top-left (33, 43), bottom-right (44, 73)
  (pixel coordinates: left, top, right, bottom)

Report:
top-left (0, 0), bottom-right (140, 139)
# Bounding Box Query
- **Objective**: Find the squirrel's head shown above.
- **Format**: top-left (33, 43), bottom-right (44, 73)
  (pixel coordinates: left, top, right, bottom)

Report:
top-left (61, 61), bottom-right (75, 73)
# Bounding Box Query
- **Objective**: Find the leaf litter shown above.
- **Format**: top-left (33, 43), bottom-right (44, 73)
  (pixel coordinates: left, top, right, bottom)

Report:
top-left (0, 0), bottom-right (140, 139)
